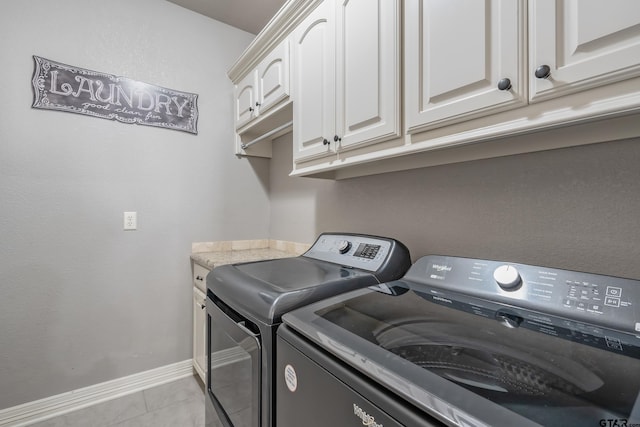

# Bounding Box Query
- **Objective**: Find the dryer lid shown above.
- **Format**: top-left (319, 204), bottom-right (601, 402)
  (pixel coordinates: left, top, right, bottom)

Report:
top-left (208, 257), bottom-right (376, 324)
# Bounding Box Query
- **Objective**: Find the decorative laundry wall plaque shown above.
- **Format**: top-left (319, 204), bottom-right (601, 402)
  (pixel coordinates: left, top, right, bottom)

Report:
top-left (31, 56), bottom-right (199, 134)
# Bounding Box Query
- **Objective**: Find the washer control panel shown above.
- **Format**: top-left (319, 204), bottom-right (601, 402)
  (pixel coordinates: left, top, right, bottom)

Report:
top-left (404, 255), bottom-right (640, 334)
top-left (303, 233), bottom-right (396, 272)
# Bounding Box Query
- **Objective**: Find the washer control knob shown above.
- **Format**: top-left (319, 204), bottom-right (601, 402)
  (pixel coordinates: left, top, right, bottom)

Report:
top-left (493, 265), bottom-right (521, 290)
top-left (338, 240), bottom-right (352, 254)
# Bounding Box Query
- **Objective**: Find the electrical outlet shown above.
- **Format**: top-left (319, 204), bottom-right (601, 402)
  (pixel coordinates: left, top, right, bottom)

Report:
top-left (124, 212), bottom-right (137, 230)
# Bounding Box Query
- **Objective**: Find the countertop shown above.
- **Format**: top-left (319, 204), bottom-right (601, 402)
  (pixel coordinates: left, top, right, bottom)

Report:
top-left (191, 239), bottom-right (310, 270)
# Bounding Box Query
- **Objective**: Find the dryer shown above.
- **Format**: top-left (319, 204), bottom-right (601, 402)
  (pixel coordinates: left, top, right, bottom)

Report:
top-left (205, 232), bottom-right (411, 427)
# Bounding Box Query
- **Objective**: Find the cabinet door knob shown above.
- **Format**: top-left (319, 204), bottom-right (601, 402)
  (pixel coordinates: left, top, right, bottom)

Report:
top-left (248, 107), bottom-right (254, 112)
top-left (200, 304), bottom-right (206, 310)
top-left (497, 78), bottom-right (512, 91)
top-left (196, 276), bottom-right (203, 281)
top-left (255, 102), bottom-right (261, 107)
top-left (535, 65), bottom-right (551, 79)
top-left (323, 138), bottom-right (330, 146)
top-left (333, 135), bottom-right (342, 142)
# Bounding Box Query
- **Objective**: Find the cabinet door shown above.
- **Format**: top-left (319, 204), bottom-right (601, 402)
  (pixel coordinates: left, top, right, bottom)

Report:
top-left (193, 287), bottom-right (207, 383)
top-left (234, 71), bottom-right (258, 129)
top-left (257, 39), bottom-right (290, 114)
top-left (292, 0), bottom-right (336, 162)
top-left (335, 0), bottom-right (401, 151)
top-left (405, 0), bottom-right (526, 134)
top-left (530, 0), bottom-right (640, 102)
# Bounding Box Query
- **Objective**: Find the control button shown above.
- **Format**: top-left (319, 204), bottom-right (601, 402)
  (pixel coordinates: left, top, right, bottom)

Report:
top-left (493, 265), bottom-right (521, 290)
top-left (337, 240), bottom-right (352, 254)
top-left (562, 298), bottom-right (575, 306)
top-left (576, 302), bottom-right (587, 310)
top-left (606, 286), bottom-right (622, 297)
top-left (604, 297), bottom-right (621, 308)
top-left (589, 303), bottom-right (603, 312)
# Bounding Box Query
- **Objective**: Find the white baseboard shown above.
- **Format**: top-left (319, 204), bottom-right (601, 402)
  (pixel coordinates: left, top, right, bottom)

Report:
top-left (0, 360), bottom-right (194, 427)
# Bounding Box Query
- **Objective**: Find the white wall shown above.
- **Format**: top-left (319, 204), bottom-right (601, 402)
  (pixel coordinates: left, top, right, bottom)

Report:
top-left (269, 133), bottom-right (640, 280)
top-left (0, 0), bottom-right (269, 409)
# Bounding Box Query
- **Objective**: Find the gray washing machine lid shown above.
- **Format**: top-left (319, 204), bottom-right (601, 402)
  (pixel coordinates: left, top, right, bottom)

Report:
top-left (282, 282), bottom-right (640, 427)
top-left (208, 257), bottom-right (378, 325)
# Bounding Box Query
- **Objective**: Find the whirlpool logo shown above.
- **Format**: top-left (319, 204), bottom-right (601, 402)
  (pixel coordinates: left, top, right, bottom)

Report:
top-left (353, 404), bottom-right (383, 427)
top-left (431, 264), bottom-right (452, 272)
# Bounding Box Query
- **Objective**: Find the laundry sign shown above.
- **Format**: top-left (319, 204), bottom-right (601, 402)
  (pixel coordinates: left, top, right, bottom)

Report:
top-left (31, 56), bottom-right (199, 134)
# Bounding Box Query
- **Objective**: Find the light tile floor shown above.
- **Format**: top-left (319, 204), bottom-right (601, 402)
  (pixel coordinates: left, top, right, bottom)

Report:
top-left (29, 375), bottom-right (205, 427)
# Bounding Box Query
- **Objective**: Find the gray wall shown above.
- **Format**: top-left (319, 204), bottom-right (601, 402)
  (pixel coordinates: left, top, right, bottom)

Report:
top-left (269, 134), bottom-right (640, 280)
top-left (0, 0), bottom-right (269, 409)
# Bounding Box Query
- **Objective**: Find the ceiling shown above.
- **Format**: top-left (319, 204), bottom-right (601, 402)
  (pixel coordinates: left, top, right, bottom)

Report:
top-left (167, 0), bottom-right (288, 35)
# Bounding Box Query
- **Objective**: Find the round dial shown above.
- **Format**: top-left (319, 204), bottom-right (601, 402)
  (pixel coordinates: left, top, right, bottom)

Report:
top-left (493, 265), bottom-right (522, 290)
top-left (337, 240), bottom-right (352, 254)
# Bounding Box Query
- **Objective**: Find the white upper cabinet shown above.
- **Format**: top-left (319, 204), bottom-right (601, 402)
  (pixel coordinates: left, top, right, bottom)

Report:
top-left (292, 0), bottom-right (336, 162)
top-left (530, 0), bottom-right (640, 102)
top-left (256, 39), bottom-right (290, 115)
top-left (234, 72), bottom-right (258, 130)
top-left (405, 0), bottom-right (527, 134)
top-left (230, 0), bottom-right (640, 178)
top-left (234, 39), bottom-right (291, 131)
top-left (336, 0), bottom-right (401, 151)
top-left (292, 0), bottom-right (401, 163)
